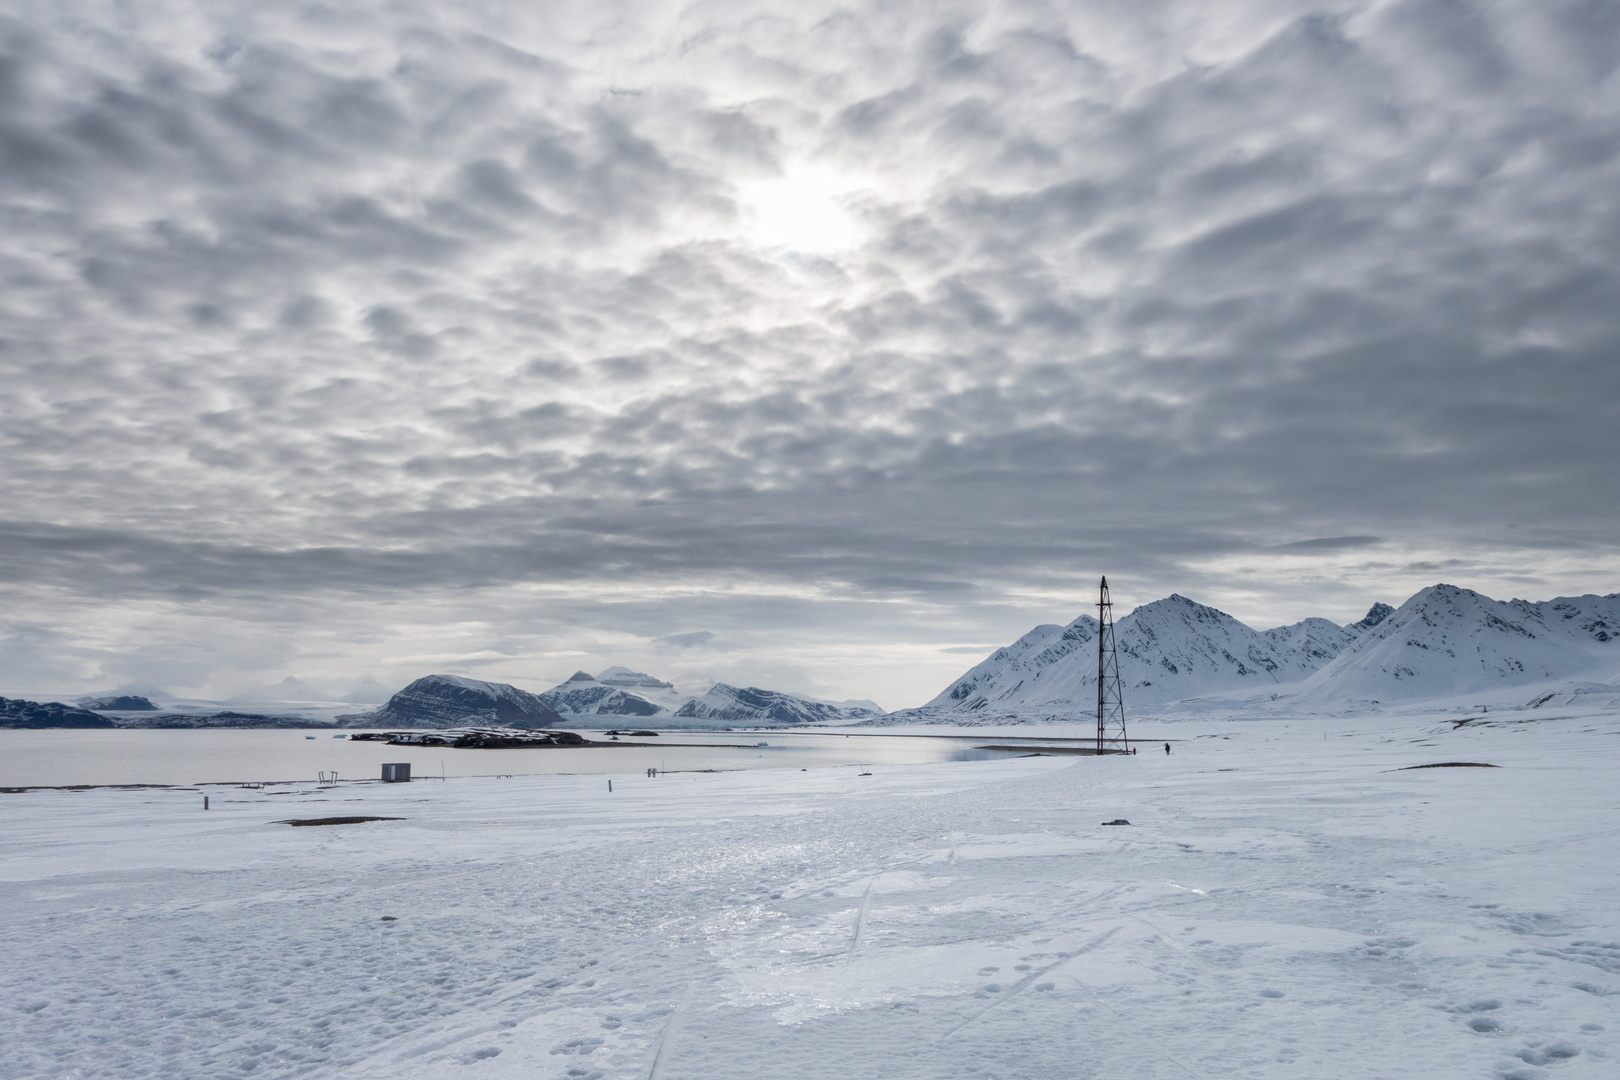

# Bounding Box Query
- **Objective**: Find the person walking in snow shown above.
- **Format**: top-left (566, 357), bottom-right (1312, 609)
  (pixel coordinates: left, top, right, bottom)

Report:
top-left (1164, 742), bottom-right (1170, 755)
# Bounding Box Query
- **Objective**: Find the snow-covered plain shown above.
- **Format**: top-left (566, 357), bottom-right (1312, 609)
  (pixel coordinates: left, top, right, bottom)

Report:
top-left (3, 706), bottom-right (1618, 1079)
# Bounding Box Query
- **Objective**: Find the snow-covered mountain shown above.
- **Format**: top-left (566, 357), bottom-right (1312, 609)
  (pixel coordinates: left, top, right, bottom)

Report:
top-left (926, 594), bottom-right (1372, 715)
top-left (1295, 585), bottom-right (1620, 702)
top-left (598, 667), bottom-right (677, 691)
top-left (537, 667), bottom-right (677, 718)
top-left (537, 668), bottom-right (872, 723)
top-left (338, 675), bottom-right (566, 729)
top-left (911, 585), bottom-right (1620, 718)
top-left (2, 696), bottom-right (118, 728)
top-left (673, 683), bottom-right (882, 724)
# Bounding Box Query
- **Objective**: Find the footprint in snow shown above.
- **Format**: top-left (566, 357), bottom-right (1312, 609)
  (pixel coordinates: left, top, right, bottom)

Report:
top-left (551, 1037), bottom-right (604, 1056)
top-left (1516, 1043), bottom-right (1580, 1065)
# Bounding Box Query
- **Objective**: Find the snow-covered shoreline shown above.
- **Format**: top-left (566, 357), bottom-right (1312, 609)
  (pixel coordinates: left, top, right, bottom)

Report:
top-left (4, 705), bottom-right (1617, 1078)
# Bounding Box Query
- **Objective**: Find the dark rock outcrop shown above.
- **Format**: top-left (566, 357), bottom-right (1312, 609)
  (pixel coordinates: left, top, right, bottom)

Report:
top-left (1350, 602), bottom-right (1396, 632)
top-left (1, 697), bottom-right (118, 728)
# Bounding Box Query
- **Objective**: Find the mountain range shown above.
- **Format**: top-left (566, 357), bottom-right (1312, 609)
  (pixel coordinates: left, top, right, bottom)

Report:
top-left (538, 668), bottom-right (881, 725)
top-left (673, 684), bottom-right (883, 724)
top-left (900, 584), bottom-right (1618, 720)
top-left (10, 583), bottom-right (1618, 729)
top-left (332, 668), bottom-right (883, 729)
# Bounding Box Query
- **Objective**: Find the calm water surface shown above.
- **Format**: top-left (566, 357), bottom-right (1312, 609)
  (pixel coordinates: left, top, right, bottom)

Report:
top-left (0, 729), bottom-right (1042, 787)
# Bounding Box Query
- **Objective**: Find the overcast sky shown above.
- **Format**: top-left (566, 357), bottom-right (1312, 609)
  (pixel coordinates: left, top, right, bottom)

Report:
top-left (3, 0), bottom-right (1618, 707)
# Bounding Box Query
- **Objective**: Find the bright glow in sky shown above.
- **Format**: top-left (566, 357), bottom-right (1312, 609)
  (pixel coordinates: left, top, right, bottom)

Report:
top-left (738, 166), bottom-right (865, 254)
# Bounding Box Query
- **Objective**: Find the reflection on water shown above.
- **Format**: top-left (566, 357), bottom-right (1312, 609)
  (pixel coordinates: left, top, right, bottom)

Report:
top-left (0, 729), bottom-right (1046, 787)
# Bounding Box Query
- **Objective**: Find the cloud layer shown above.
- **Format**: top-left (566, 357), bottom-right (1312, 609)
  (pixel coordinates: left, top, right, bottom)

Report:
top-left (3, 0), bottom-right (1619, 704)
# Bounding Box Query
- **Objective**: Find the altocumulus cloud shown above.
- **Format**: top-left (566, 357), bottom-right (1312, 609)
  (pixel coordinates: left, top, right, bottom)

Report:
top-left (1, 0), bottom-right (1618, 705)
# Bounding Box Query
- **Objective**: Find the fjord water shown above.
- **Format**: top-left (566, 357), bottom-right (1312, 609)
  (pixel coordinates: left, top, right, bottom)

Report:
top-left (0, 729), bottom-right (1030, 787)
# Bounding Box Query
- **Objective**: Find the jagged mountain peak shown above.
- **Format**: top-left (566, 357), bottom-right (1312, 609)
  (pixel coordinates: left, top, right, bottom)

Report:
top-left (1352, 602), bottom-right (1396, 631)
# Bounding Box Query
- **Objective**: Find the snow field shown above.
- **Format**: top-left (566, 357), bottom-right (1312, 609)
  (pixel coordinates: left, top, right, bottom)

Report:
top-left (2, 708), bottom-right (1618, 1079)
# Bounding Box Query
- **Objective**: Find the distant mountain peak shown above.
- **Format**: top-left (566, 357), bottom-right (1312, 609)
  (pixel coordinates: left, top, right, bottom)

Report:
top-left (341, 674), bottom-right (563, 729)
top-left (541, 669), bottom-right (669, 718)
top-left (77, 694), bottom-right (158, 711)
top-left (228, 676), bottom-right (338, 703)
top-left (598, 667), bottom-right (675, 689)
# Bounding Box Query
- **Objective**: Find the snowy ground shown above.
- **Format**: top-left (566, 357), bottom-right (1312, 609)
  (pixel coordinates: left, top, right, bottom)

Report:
top-left (3, 707), bottom-right (1618, 1079)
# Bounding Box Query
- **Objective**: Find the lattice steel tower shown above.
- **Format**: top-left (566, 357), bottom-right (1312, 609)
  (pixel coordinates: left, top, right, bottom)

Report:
top-left (1095, 576), bottom-right (1130, 755)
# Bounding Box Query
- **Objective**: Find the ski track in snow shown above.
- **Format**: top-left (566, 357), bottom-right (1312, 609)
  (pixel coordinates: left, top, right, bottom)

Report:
top-left (847, 874), bottom-right (878, 967)
top-left (3, 706), bottom-right (1620, 1079)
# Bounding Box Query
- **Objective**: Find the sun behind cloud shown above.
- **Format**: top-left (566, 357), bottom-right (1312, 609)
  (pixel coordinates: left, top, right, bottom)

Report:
top-left (737, 164), bottom-right (866, 255)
